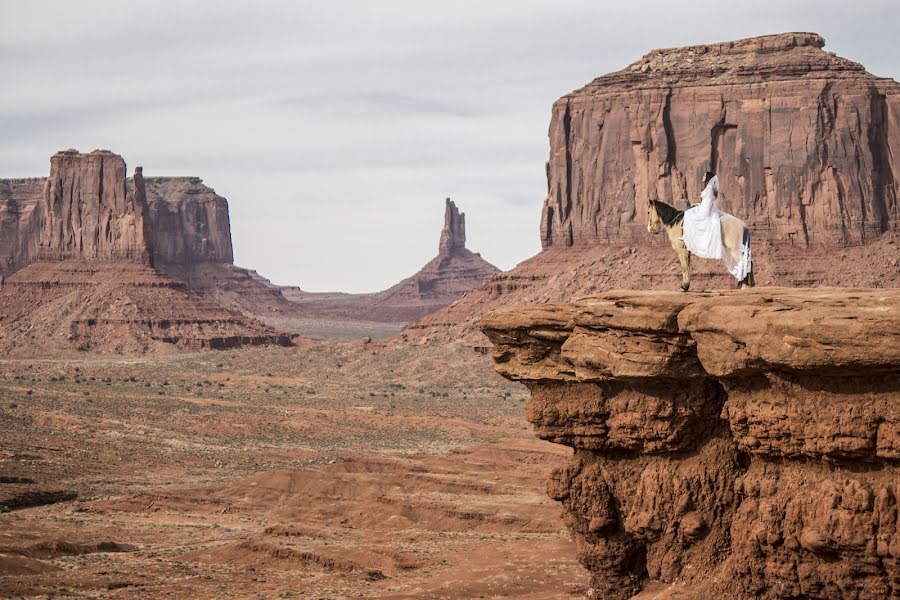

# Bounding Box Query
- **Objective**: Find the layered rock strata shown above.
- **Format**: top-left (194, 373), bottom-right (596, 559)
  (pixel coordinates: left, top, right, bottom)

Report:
top-left (482, 289), bottom-right (899, 599)
top-left (39, 150), bottom-right (151, 263)
top-left (0, 261), bottom-right (292, 356)
top-left (541, 32), bottom-right (900, 249)
top-left (0, 150), bottom-right (292, 355)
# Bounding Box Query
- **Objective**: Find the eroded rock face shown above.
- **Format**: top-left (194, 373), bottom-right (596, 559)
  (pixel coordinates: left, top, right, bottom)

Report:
top-left (141, 177), bottom-right (234, 265)
top-left (0, 150), bottom-right (292, 355)
top-left (541, 32), bottom-right (900, 249)
top-left (0, 164), bottom-right (235, 275)
top-left (438, 197), bottom-right (466, 254)
top-left (39, 150), bottom-right (151, 263)
top-left (0, 178), bottom-right (42, 275)
top-left (482, 289), bottom-right (900, 599)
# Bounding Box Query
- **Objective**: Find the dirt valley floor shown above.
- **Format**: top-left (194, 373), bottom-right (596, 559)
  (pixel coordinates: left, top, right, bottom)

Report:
top-left (0, 342), bottom-right (589, 599)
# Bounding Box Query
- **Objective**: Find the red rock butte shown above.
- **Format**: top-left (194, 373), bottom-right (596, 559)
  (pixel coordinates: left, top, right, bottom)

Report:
top-left (483, 288), bottom-right (900, 599)
top-left (412, 32), bottom-right (900, 343)
top-left (0, 150), bottom-right (290, 355)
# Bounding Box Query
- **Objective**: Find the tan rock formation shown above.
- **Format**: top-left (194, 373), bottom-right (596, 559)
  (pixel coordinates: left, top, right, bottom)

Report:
top-left (482, 289), bottom-right (899, 599)
top-left (39, 150), bottom-right (151, 263)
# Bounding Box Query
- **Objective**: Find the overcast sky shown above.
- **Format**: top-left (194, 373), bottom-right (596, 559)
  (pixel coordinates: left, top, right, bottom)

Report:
top-left (2, 1), bottom-right (899, 292)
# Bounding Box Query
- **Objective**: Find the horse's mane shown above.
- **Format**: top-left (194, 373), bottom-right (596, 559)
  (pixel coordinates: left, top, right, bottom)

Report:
top-left (651, 199), bottom-right (684, 226)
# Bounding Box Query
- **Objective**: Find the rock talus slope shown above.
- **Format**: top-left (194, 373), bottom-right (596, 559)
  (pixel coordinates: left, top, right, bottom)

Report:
top-left (482, 289), bottom-right (899, 599)
top-left (412, 33), bottom-right (900, 342)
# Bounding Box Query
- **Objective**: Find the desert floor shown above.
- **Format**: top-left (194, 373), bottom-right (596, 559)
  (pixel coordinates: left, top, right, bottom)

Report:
top-left (0, 341), bottom-right (589, 599)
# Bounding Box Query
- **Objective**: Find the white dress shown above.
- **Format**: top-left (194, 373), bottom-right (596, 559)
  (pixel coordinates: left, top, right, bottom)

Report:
top-left (682, 176), bottom-right (724, 260)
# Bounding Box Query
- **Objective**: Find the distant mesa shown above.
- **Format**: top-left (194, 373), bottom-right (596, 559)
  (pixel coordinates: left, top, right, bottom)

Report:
top-left (282, 197), bottom-right (500, 323)
top-left (0, 153), bottom-right (500, 346)
top-left (0, 149), bottom-right (291, 356)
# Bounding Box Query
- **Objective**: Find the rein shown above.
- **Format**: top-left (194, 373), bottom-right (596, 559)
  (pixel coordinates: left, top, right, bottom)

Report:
top-left (652, 200), bottom-right (684, 227)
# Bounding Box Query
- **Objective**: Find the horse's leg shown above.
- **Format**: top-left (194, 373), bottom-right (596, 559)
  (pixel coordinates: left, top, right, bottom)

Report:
top-left (667, 223), bottom-right (691, 291)
top-left (678, 245), bottom-right (691, 291)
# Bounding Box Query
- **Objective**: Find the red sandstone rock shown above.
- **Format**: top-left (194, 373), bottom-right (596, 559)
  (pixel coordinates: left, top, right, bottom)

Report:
top-left (482, 288), bottom-right (900, 599)
top-left (141, 176), bottom-right (234, 265)
top-left (39, 150), bottom-right (151, 263)
top-left (0, 261), bottom-right (292, 356)
top-left (540, 32), bottom-right (900, 249)
top-left (0, 178), bottom-right (42, 275)
top-left (410, 33), bottom-right (900, 345)
top-left (0, 150), bottom-right (292, 355)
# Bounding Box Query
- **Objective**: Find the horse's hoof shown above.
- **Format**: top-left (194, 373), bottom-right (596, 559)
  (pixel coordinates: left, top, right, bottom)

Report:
top-left (681, 283), bottom-right (690, 292)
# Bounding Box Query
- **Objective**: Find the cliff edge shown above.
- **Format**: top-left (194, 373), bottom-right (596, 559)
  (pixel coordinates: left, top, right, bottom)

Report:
top-left (482, 288), bottom-right (899, 599)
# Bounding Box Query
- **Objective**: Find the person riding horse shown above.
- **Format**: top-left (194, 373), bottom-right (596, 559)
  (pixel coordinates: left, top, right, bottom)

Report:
top-left (682, 171), bottom-right (723, 261)
top-left (647, 170), bottom-right (754, 290)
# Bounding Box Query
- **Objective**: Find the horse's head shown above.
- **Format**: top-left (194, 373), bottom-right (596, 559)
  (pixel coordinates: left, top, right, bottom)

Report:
top-left (647, 199), bottom-right (662, 234)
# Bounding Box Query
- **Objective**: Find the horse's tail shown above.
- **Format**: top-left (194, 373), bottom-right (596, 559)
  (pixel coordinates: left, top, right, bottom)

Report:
top-left (742, 226), bottom-right (755, 287)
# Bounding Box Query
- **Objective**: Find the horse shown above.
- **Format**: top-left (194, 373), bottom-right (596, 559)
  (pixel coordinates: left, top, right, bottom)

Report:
top-left (647, 198), bottom-right (755, 291)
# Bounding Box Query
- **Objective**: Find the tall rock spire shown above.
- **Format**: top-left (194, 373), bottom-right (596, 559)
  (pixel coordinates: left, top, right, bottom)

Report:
top-left (438, 197), bottom-right (466, 255)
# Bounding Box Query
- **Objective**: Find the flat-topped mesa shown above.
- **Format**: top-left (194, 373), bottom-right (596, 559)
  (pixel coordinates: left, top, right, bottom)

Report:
top-left (39, 149), bottom-right (152, 263)
top-left (438, 197), bottom-right (466, 255)
top-left (482, 289), bottom-right (900, 599)
top-left (541, 32), bottom-right (900, 250)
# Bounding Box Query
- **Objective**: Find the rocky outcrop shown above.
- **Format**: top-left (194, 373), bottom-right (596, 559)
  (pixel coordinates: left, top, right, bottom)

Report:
top-left (541, 32), bottom-right (900, 249)
top-left (285, 198), bottom-right (500, 323)
top-left (0, 150), bottom-right (292, 355)
top-left (410, 33), bottom-right (900, 344)
top-left (439, 197), bottom-right (466, 254)
top-left (39, 150), bottom-right (151, 263)
top-left (0, 261), bottom-right (292, 356)
top-left (482, 289), bottom-right (899, 599)
top-left (140, 177), bottom-right (234, 265)
top-left (0, 178), bottom-right (42, 275)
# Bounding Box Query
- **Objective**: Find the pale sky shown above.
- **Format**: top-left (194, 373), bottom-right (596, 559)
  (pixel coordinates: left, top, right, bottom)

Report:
top-left (1, 1), bottom-right (898, 292)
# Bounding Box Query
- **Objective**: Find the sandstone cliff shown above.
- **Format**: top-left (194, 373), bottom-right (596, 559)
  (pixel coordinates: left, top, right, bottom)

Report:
top-left (482, 289), bottom-right (899, 599)
top-left (39, 150), bottom-right (151, 263)
top-left (0, 178), bottom-right (42, 275)
top-left (285, 198), bottom-right (499, 323)
top-left (411, 33), bottom-right (900, 343)
top-left (0, 150), bottom-right (291, 355)
top-left (140, 176), bottom-right (234, 265)
top-left (541, 32), bottom-right (900, 249)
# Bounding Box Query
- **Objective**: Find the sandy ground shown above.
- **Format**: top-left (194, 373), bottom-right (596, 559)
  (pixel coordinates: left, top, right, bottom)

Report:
top-left (0, 342), bottom-right (589, 599)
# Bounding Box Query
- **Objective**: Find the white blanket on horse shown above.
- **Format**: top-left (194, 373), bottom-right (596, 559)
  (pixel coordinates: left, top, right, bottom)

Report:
top-left (682, 176), bottom-right (752, 281)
